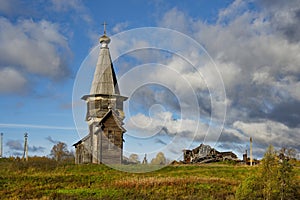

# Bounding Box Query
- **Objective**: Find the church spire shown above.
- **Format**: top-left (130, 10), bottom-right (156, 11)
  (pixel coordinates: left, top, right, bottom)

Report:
top-left (99, 22), bottom-right (110, 48)
top-left (74, 22), bottom-right (127, 165)
top-left (89, 25), bottom-right (120, 95)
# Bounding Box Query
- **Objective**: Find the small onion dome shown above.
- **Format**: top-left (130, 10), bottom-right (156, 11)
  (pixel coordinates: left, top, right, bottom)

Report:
top-left (99, 34), bottom-right (111, 47)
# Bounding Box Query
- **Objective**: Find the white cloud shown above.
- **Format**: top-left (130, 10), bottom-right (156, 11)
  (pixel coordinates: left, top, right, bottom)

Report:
top-left (153, 1), bottom-right (300, 155)
top-left (125, 110), bottom-right (218, 142)
top-left (160, 7), bottom-right (191, 33)
top-left (0, 0), bottom-right (24, 16)
top-left (50, 0), bottom-right (92, 24)
top-left (233, 120), bottom-right (300, 149)
top-left (0, 67), bottom-right (27, 93)
top-left (0, 17), bottom-right (71, 93)
top-left (112, 22), bottom-right (129, 33)
top-left (73, 1), bottom-right (300, 157)
top-left (161, 3), bottom-right (300, 107)
top-left (252, 70), bottom-right (273, 85)
top-left (217, 0), bottom-right (249, 23)
top-left (51, 0), bottom-right (83, 11)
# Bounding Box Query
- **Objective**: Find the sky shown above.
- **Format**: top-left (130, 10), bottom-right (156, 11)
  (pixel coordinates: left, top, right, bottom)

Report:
top-left (0, 0), bottom-right (299, 161)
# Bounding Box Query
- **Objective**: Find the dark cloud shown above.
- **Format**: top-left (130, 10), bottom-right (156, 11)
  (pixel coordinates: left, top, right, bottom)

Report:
top-left (114, 48), bottom-right (174, 76)
top-left (6, 139), bottom-right (46, 153)
top-left (46, 136), bottom-right (60, 144)
top-left (7, 151), bottom-right (23, 157)
top-left (29, 145), bottom-right (46, 152)
top-left (155, 138), bottom-right (167, 145)
top-left (196, 89), bottom-right (212, 116)
top-left (257, 0), bottom-right (300, 42)
top-left (128, 84), bottom-right (181, 116)
top-left (6, 140), bottom-right (23, 151)
top-left (267, 100), bottom-right (300, 128)
top-left (218, 132), bottom-right (243, 144)
top-left (233, 97), bottom-right (300, 129)
top-left (217, 142), bottom-right (246, 155)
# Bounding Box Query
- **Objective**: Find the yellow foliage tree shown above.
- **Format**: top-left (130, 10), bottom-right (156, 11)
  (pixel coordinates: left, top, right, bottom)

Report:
top-left (236, 145), bottom-right (300, 200)
top-left (151, 152), bottom-right (166, 165)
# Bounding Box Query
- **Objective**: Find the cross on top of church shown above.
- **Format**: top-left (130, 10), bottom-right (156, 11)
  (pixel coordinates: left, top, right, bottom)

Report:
top-left (102, 21), bottom-right (108, 35)
top-left (99, 21), bottom-right (111, 46)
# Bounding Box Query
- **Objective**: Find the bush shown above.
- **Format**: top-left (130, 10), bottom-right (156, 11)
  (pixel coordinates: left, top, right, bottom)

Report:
top-left (236, 145), bottom-right (300, 199)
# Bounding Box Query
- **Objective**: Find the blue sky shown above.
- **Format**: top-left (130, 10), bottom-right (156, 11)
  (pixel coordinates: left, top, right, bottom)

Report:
top-left (0, 0), bottom-right (300, 161)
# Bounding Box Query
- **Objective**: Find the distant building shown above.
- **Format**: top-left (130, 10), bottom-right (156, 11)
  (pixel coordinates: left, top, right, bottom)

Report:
top-left (73, 29), bottom-right (127, 164)
top-left (243, 150), bottom-right (248, 162)
top-left (183, 144), bottom-right (238, 164)
top-left (242, 149), bottom-right (259, 165)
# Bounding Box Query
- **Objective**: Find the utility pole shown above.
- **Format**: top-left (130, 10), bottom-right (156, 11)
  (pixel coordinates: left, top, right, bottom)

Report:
top-left (23, 133), bottom-right (28, 161)
top-left (0, 132), bottom-right (3, 158)
top-left (250, 137), bottom-right (253, 166)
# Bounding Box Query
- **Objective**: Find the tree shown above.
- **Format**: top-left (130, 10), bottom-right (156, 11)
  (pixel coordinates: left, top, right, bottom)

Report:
top-left (129, 154), bottom-right (140, 164)
top-left (236, 145), bottom-right (300, 200)
top-left (50, 142), bottom-right (73, 161)
top-left (151, 152), bottom-right (166, 165)
top-left (277, 148), bottom-right (298, 200)
top-left (260, 145), bottom-right (279, 199)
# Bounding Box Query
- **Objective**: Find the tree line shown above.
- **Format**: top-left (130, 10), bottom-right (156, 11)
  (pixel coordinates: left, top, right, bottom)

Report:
top-left (124, 152), bottom-right (168, 165)
top-left (49, 142), bottom-right (169, 165)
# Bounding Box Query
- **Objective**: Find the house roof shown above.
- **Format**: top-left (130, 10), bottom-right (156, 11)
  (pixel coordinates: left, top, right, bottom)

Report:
top-left (100, 109), bottom-right (126, 132)
top-left (73, 134), bottom-right (90, 147)
top-left (73, 109), bottom-right (126, 147)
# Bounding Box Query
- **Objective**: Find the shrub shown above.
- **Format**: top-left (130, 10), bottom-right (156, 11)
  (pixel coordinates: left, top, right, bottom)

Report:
top-left (236, 145), bottom-right (300, 199)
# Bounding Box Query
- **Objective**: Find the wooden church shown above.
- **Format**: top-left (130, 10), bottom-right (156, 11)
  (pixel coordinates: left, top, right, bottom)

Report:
top-left (73, 27), bottom-right (127, 164)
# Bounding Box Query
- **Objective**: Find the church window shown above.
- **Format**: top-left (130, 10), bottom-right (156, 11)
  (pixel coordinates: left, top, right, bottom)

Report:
top-left (101, 100), bottom-right (109, 109)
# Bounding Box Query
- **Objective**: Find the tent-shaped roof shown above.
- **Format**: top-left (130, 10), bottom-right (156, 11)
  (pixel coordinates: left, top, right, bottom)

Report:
top-left (89, 34), bottom-right (120, 95)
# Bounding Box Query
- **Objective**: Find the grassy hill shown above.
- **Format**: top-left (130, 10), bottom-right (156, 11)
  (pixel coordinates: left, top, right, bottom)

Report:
top-left (0, 157), bottom-right (299, 199)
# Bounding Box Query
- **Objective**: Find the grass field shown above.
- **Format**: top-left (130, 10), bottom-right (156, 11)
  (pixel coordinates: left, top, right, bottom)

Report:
top-left (0, 158), bottom-right (299, 199)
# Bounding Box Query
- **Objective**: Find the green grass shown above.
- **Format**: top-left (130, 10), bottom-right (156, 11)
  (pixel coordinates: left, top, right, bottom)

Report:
top-left (0, 158), bottom-right (299, 199)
